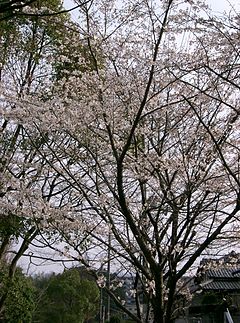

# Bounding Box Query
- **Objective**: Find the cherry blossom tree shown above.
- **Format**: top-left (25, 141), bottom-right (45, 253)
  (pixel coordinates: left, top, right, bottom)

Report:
top-left (0, 0), bottom-right (94, 313)
top-left (1, 0), bottom-right (240, 322)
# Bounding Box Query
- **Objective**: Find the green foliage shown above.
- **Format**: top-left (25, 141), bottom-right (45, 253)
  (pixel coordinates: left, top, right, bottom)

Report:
top-left (0, 267), bottom-right (35, 323)
top-left (0, 0), bottom-right (69, 82)
top-left (107, 315), bottom-right (122, 323)
top-left (0, 0), bottom-right (99, 98)
top-left (32, 268), bottom-right (100, 323)
top-left (0, 214), bottom-right (26, 239)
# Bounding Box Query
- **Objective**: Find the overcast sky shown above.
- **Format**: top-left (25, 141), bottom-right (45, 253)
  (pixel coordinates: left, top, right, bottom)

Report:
top-left (64, 0), bottom-right (240, 12)
top-left (63, 0), bottom-right (240, 27)
top-left (206, 0), bottom-right (240, 13)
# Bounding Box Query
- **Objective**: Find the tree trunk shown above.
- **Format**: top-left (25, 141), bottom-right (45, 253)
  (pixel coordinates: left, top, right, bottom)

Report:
top-left (165, 277), bottom-right (177, 323)
top-left (152, 270), bottom-right (165, 323)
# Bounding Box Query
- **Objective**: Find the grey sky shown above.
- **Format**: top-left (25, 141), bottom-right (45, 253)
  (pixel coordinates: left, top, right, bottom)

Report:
top-left (206, 0), bottom-right (240, 13)
top-left (64, 0), bottom-right (240, 12)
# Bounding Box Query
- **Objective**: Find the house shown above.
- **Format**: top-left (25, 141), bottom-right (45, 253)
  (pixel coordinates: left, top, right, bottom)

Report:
top-left (187, 252), bottom-right (240, 323)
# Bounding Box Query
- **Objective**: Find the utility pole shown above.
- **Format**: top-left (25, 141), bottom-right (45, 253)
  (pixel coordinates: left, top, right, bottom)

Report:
top-left (107, 232), bottom-right (111, 322)
top-left (100, 288), bottom-right (105, 323)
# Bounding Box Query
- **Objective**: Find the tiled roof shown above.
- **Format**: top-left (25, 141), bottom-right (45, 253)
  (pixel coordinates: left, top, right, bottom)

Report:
top-left (207, 268), bottom-right (240, 279)
top-left (202, 280), bottom-right (240, 291)
top-left (201, 268), bottom-right (240, 291)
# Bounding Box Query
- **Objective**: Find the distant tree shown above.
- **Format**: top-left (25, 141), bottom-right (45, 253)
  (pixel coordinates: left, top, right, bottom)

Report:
top-left (32, 268), bottom-right (100, 323)
top-left (0, 267), bottom-right (35, 323)
top-left (107, 316), bottom-right (122, 323)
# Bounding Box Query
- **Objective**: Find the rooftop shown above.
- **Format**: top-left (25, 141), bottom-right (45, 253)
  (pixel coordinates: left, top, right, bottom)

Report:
top-left (201, 267), bottom-right (240, 291)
